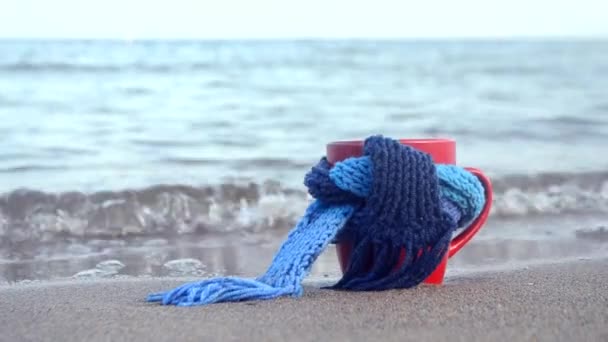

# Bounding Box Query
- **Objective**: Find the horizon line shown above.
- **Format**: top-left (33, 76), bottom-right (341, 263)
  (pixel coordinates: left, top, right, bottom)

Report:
top-left (0, 34), bottom-right (607, 42)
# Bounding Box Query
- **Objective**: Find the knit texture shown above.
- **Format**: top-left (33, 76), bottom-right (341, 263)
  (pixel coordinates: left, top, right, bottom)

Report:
top-left (147, 135), bottom-right (485, 306)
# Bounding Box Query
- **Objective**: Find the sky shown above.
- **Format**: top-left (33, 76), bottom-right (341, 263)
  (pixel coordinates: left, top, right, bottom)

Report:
top-left (1, 0), bottom-right (607, 39)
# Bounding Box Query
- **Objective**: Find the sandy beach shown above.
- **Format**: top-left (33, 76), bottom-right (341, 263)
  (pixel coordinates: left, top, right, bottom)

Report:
top-left (1, 258), bottom-right (606, 342)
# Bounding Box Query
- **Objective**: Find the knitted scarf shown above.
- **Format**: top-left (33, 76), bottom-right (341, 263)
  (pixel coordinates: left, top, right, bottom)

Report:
top-left (147, 135), bottom-right (485, 306)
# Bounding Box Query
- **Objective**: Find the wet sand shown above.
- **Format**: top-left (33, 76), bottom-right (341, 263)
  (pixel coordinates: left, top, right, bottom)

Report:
top-left (0, 259), bottom-right (607, 342)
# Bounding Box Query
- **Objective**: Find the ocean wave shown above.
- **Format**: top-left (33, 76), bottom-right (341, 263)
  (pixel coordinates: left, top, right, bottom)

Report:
top-left (575, 226), bottom-right (608, 242)
top-left (0, 165), bottom-right (69, 174)
top-left (423, 124), bottom-right (608, 140)
top-left (530, 115), bottom-right (608, 127)
top-left (0, 171), bottom-right (607, 244)
top-left (491, 171), bottom-right (608, 217)
top-left (0, 61), bottom-right (212, 74)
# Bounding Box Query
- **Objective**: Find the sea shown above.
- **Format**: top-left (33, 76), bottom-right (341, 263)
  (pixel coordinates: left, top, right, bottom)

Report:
top-left (1, 39), bottom-right (607, 284)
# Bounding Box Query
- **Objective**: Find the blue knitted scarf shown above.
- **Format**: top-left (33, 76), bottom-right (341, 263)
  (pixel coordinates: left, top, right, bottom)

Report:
top-left (147, 135), bottom-right (485, 306)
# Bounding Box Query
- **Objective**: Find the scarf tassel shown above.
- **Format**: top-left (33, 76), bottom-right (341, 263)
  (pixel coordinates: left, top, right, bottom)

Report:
top-left (329, 227), bottom-right (454, 291)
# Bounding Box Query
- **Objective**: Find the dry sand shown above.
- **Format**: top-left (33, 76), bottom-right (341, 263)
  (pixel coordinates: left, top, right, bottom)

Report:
top-left (0, 259), bottom-right (607, 342)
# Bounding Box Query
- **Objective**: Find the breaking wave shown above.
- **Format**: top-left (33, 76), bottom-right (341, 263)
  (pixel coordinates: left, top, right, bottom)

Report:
top-left (490, 170), bottom-right (608, 217)
top-left (1, 171), bottom-right (607, 244)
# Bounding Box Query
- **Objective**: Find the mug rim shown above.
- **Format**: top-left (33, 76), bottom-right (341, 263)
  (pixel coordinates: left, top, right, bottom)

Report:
top-left (328, 138), bottom-right (456, 147)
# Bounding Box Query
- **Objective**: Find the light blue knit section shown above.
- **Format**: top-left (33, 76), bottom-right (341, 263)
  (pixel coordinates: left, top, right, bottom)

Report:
top-left (147, 200), bottom-right (356, 306)
top-left (256, 201), bottom-right (355, 289)
top-left (436, 164), bottom-right (485, 224)
top-left (329, 156), bottom-right (373, 197)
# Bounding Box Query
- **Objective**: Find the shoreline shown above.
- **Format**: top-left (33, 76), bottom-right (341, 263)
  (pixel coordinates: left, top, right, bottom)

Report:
top-left (1, 258), bottom-right (607, 342)
top-left (2, 212), bottom-right (607, 284)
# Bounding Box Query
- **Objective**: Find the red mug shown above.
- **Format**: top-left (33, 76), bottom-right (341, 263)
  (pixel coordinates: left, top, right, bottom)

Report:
top-left (327, 138), bottom-right (493, 285)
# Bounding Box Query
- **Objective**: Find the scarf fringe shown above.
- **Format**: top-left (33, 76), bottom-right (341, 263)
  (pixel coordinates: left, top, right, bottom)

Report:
top-left (147, 202), bottom-right (356, 306)
top-left (329, 228), bottom-right (454, 291)
top-left (147, 277), bottom-right (296, 306)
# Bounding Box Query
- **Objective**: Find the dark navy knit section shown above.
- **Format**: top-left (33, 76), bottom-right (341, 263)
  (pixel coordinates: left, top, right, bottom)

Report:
top-left (305, 136), bottom-right (458, 290)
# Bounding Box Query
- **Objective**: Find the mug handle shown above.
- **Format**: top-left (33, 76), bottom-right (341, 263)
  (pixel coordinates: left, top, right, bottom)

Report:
top-left (448, 167), bottom-right (493, 258)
